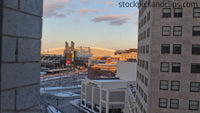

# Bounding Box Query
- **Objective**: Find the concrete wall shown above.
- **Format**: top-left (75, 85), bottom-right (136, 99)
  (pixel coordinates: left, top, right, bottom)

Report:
top-left (81, 79), bottom-right (128, 113)
top-left (136, 0), bottom-right (200, 113)
top-left (0, 0), bottom-right (43, 113)
top-left (116, 61), bottom-right (137, 81)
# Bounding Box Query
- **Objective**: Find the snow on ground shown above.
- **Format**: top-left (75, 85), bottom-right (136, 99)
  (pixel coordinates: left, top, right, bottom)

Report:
top-left (70, 99), bottom-right (90, 113)
top-left (40, 74), bottom-right (71, 82)
top-left (54, 92), bottom-right (80, 97)
top-left (40, 85), bottom-right (81, 93)
top-left (80, 104), bottom-right (98, 113)
top-left (70, 99), bottom-right (98, 113)
top-left (75, 79), bottom-right (85, 82)
top-left (47, 105), bottom-right (62, 113)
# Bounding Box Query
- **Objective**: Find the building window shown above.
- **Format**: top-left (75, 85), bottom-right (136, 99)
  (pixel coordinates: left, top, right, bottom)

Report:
top-left (161, 44), bottom-right (170, 54)
top-left (174, 8), bottom-right (182, 17)
top-left (194, 8), bottom-right (200, 17)
top-left (191, 63), bottom-right (200, 73)
top-left (141, 89), bottom-right (144, 97)
top-left (144, 93), bottom-right (147, 103)
top-left (141, 75), bottom-right (144, 83)
top-left (145, 61), bottom-right (148, 70)
top-left (189, 100), bottom-right (199, 111)
top-left (147, 11), bottom-right (150, 21)
top-left (163, 8), bottom-right (171, 18)
top-left (192, 45), bottom-right (200, 55)
top-left (146, 45), bottom-right (149, 53)
top-left (137, 71), bottom-right (139, 78)
top-left (190, 82), bottom-right (200, 92)
top-left (172, 63), bottom-right (181, 72)
top-left (193, 26), bottom-right (200, 36)
top-left (147, 28), bottom-right (150, 37)
top-left (144, 31), bottom-right (146, 39)
top-left (161, 62), bottom-right (169, 72)
top-left (142, 60), bottom-right (145, 68)
top-left (162, 26), bottom-right (171, 36)
top-left (173, 44), bottom-right (181, 54)
top-left (144, 16), bottom-right (147, 25)
top-left (173, 26), bottom-right (182, 36)
top-left (141, 20), bottom-right (143, 27)
top-left (145, 77), bottom-right (148, 87)
top-left (171, 81), bottom-right (180, 91)
top-left (160, 80), bottom-right (169, 90)
top-left (170, 99), bottom-right (179, 109)
top-left (143, 46), bottom-right (145, 54)
top-left (159, 98), bottom-right (168, 108)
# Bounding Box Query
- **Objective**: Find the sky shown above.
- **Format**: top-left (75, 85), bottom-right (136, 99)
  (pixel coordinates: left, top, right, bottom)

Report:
top-left (42, 0), bottom-right (139, 50)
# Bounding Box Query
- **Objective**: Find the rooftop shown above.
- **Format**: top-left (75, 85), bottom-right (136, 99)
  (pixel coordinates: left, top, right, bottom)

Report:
top-left (93, 79), bottom-right (127, 83)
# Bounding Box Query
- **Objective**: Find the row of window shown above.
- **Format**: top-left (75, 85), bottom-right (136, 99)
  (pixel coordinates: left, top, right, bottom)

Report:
top-left (161, 44), bottom-right (200, 55)
top-left (163, 8), bottom-right (200, 18)
top-left (138, 59), bottom-right (149, 70)
top-left (160, 80), bottom-right (180, 91)
top-left (161, 62), bottom-right (200, 73)
top-left (162, 26), bottom-right (200, 36)
top-left (139, 0), bottom-right (151, 17)
top-left (137, 72), bottom-right (148, 87)
top-left (161, 44), bottom-right (181, 54)
top-left (161, 62), bottom-right (181, 72)
top-left (135, 94), bottom-right (146, 113)
top-left (138, 45), bottom-right (149, 54)
top-left (159, 99), bottom-right (199, 111)
top-left (160, 81), bottom-right (200, 92)
top-left (137, 84), bottom-right (144, 98)
top-left (136, 83), bottom-right (148, 103)
top-left (138, 28), bottom-right (150, 41)
top-left (139, 11), bottom-right (150, 29)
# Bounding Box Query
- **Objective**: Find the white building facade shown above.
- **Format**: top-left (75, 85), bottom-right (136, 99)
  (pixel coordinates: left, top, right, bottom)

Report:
top-left (81, 79), bottom-right (128, 113)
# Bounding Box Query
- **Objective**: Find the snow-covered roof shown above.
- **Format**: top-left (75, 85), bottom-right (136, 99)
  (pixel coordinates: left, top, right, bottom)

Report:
top-left (93, 79), bottom-right (127, 83)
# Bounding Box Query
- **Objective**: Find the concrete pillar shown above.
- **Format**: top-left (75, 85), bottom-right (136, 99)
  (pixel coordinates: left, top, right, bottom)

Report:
top-left (85, 84), bottom-right (87, 106)
top-left (99, 87), bottom-right (102, 113)
top-left (0, 0), bottom-right (43, 113)
top-left (81, 83), bottom-right (83, 105)
top-left (91, 87), bottom-right (94, 111)
top-left (106, 90), bottom-right (109, 113)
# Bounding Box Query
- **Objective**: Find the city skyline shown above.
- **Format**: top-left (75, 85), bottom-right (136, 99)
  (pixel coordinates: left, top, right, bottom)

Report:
top-left (42, 0), bottom-right (139, 50)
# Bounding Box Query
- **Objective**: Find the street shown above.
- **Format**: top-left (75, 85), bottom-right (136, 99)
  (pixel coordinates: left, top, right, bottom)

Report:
top-left (40, 72), bottom-right (86, 113)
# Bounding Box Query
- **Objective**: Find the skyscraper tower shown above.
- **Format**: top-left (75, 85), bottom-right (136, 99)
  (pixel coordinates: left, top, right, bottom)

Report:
top-left (71, 41), bottom-right (75, 50)
top-left (65, 41), bottom-right (68, 49)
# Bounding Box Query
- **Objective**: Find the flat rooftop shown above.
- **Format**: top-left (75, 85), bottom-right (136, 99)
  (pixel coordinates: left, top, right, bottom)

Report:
top-left (93, 79), bottom-right (127, 83)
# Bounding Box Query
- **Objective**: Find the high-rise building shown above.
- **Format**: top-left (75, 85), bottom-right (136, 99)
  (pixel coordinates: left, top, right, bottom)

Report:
top-left (65, 41), bottom-right (69, 49)
top-left (71, 41), bottom-right (75, 50)
top-left (136, 1), bottom-right (200, 113)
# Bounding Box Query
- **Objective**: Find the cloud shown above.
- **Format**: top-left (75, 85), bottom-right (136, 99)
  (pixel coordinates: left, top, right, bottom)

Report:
top-left (102, 8), bottom-right (108, 12)
top-left (43, 2), bottom-right (73, 17)
top-left (79, 8), bottom-right (89, 15)
top-left (90, 9), bottom-right (98, 13)
top-left (109, 18), bottom-right (132, 25)
top-left (92, 15), bottom-right (128, 22)
top-left (81, 0), bottom-right (88, 3)
top-left (48, 0), bottom-right (72, 3)
top-left (92, 15), bottom-right (135, 26)
top-left (96, 0), bottom-right (104, 3)
top-left (129, 11), bottom-right (139, 15)
top-left (106, 2), bottom-right (117, 6)
top-left (78, 8), bottom-right (99, 15)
